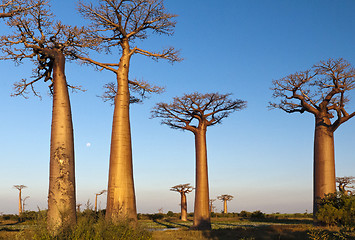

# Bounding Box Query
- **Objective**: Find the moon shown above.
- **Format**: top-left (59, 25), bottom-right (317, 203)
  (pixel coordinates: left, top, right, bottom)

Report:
top-left (86, 142), bottom-right (91, 147)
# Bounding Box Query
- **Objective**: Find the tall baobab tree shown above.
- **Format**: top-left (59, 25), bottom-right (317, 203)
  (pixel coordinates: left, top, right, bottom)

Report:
top-left (0, 0), bottom-right (88, 233)
top-left (217, 194), bottom-right (233, 214)
top-left (170, 184), bottom-right (194, 221)
top-left (95, 190), bottom-right (107, 212)
top-left (152, 92), bottom-right (246, 230)
top-left (0, 0), bottom-right (39, 18)
top-left (336, 176), bottom-right (354, 195)
top-left (270, 58), bottom-right (355, 214)
top-left (13, 185), bottom-right (27, 216)
top-left (77, 0), bottom-right (181, 223)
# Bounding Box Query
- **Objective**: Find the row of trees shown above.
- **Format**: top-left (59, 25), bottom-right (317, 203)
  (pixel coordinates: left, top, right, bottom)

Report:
top-left (2, 0), bottom-right (354, 233)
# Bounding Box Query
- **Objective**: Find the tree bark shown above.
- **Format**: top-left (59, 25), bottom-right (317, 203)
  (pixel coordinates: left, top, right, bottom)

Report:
top-left (223, 200), bottom-right (227, 214)
top-left (181, 192), bottom-right (187, 221)
top-left (193, 127), bottom-right (211, 230)
top-left (47, 52), bottom-right (76, 233)
top-left (18, 189), bottom-right (22, 216)
top-left (106, 41), bottom-right (137, 222)
top-left (313, 116), bottom-right (336, 214)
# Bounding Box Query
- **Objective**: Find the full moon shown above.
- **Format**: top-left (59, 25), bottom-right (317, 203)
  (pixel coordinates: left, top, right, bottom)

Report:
top-left (86, 142), bottom-right (91, 147)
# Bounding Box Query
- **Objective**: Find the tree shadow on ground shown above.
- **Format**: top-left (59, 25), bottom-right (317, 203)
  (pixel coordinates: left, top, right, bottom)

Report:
top-left (249, 217), bottom-right (313, 225)
top-left (202, 226), bottom-right (310, 240)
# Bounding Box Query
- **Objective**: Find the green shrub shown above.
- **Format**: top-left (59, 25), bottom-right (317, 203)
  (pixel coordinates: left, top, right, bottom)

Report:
top-left (166, 211), bottom-right (174, 217)
top-left (316, 192), bottom-right (355, 226)
top-left (239, 211), bottom-right (251, 218)
top-left (251, 210), bottom-right (265, 219)
top-left (17, 211), bottom-right (152, 240)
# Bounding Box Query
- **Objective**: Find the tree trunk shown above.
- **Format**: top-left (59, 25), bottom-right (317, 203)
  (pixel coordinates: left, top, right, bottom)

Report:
top-left (95, 194), bottom-right (98, 212)
top-left (18, 189), bottom-right (22, 216)
top-left (181, 192), bottom-right (187, 221)
top-left (223, 200), bottom-right (227, 214)
top-left (193, 128), bottom-right (211, 230)
top-left (47, 52), bottom-right (76, 233)
top-left (313, 116), bottom-right (336, 215)
top-left (106, 41), bottom-right (137, 223)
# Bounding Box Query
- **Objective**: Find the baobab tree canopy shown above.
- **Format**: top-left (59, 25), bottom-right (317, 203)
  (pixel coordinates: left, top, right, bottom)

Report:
top-left (170, 184), bottom-right (194, 193)
top-left (0, 0), bottom-right (87, 97)
top-left (217, 194), bottom-right (234, 201)
top-left (152, 92), bottom-right (247, 132)
top-left (0, 0), bottom-right (39, 18)
top-left (270, 58), bottom-right (355, 131)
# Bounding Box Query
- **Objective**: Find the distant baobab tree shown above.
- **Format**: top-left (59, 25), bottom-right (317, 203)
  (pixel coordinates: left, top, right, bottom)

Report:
top-left (76, 204), bottom-right (82, 213)
top-left (217, 194), bottom-right (233, 214)
top-left (0, 0), bottom-right (39, 18)
top-left (209, 199), bottom-right (216, 214)
top-left (77, 0), bottom-right (181, 223)
top-left (13, 185), bottom-right (27, 215)
top-left (336, 176), bottom-right (355, 195)
top-left (0, 0), bottom-right (89, 233)
top-left (170, 184), bottom-right (194, 221)
top-left (152, 92), bottom-right (246, 229)
top-left (22, 196), bottom-right (30, 212)
top-left (95, 190), bottom-right (107, 212)
top-left (270, 58), bottom-right (355, 214)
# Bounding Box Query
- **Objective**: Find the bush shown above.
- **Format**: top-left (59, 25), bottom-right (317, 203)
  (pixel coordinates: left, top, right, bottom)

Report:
top-left (239, 211), bottom-right (251, 218)
top-left (16, 211), bottom-right (152, 240)
top-left (251, 210), bottom-right (265, 219)
top-left (166, 211), bottom-right (174, 217)
top-left (316, 192), bottom-right (355, 226)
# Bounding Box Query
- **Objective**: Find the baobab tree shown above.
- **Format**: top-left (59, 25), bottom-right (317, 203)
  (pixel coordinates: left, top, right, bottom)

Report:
top-left (13, 185), bottom-right (27, 216)
top-left (0, 0), bottom-right (88, 232)
top-left (270, 58), bottom-right (355, 214)
top-left (170, 184), bottom-right (194, 221)
top-left (336, 176), bottom-right (355, 195)
top-left (209, 199), bottom-right (216, 213)
top-left (217, 194), bottom-right (233, 214)
top-left (152, 92), bottom-right (246, 230)
top-left (22, 196), bottom-right (30, 212)
top-left (77, 0), bottom-right (181, 222)
top-left (95, 190), bottom-right (107, 212)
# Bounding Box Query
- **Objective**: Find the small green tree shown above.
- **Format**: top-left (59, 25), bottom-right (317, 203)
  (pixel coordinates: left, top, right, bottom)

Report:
top-left (316, 192), bottom-right (355, 226)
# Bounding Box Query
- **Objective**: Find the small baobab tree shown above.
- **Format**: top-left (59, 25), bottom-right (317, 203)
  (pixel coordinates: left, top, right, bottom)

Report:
top-left (170, 184), bottom-right (194, 221)
top-left (270, 58), bottom-right (355, 214)
top-left (336, 176), bottom-right (355, 195)
top-left (1, 0), bottom-right (88, 233)
top-left (22, 196), bottom-right (30, 212)
top-left (152, 92), bottom-right (246, 230)
top-left (13, 185), bottom-right (27, 215)
top-left (77, 0), bottom-right (181, 223)
top-left (95, 190), bottom-right (107, 212)
top-left (209, 199), bottom-right (216, 213)
top-left (217, 194), bottom-right (233, 214)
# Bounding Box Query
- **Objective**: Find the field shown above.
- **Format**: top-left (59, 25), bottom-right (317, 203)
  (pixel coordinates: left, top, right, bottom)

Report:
top-left (0, 212), bottom-right (354, 240)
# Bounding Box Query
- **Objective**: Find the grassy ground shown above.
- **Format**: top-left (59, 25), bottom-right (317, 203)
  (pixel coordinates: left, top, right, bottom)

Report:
top-left (1, 215), bottom-right (354, 240)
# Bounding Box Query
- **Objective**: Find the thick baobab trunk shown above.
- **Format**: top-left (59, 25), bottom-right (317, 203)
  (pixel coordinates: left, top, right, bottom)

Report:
top-left (193, 127), bottom-right (211, 230)
top-left (181, 192), bottom-right (187, 221)
top-left (223, 200), bottom-right (227, 214)
top-left (18, 189), bottom-right (22, 216)
top-left (47, 52), bottom-right (76, 233)
top-left (106, 42), bottom-right (137, 222)
top-left (313, 116), bottom-right (336, 214)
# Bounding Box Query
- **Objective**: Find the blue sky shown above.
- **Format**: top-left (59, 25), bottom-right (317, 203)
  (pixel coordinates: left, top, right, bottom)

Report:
top-left (1, 0), bottom-right (354, 214)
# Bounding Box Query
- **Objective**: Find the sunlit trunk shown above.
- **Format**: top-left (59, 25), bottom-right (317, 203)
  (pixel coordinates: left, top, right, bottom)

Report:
top-left (18, 189), bottom-right (22, 216)
top-left (193, 127), bottom-right (211, 230)
top-left (95, 194), bottom-right (98, 212)
top-left (223, 200), bottom-right (227, 214)
top-left (313, 116), bottom-right (336, 215)
top-left (47, 52), bottom-right (76, 233)
top-left (106, 41), bottom-right (137, 222)
top-left (181, 192), bottom-right (187, 221)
